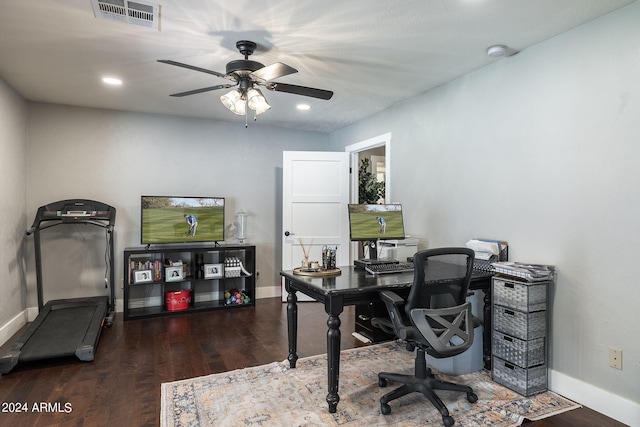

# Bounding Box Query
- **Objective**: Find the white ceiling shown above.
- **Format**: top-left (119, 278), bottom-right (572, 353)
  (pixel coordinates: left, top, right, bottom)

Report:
top-left (0, 0), bottom-right (635, 132)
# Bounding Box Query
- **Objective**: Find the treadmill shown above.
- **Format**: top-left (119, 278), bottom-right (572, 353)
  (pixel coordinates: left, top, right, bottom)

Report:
top-left (0, 199), bottom-right (116, 374)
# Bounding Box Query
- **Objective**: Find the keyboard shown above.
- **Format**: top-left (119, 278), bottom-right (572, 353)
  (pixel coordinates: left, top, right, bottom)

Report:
top-left (365, 261), bottom-right (414, 275)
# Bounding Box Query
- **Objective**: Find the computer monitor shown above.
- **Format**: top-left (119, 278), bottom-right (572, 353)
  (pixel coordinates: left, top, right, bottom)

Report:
top-left (348, 203), bottom-right (406, 261)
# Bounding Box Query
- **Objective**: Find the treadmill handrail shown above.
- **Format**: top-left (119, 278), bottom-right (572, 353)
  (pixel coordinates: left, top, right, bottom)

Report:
top-left (27, 220), bottom-right (114, 235)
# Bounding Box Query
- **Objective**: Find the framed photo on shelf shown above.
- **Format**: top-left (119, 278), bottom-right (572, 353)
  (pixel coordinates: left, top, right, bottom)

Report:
top-left (165, 266), bottom-right (183, 282)
top-left (134, 269), bottom-right (153, 284)
top-left (204, 263), bottom-right (224, 279)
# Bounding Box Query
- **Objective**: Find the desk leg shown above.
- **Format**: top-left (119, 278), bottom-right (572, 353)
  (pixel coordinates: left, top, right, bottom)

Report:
top-left (325, 296), bottom-right (343, 414)
top-left (286, 280), bottom-right (298, 368)
top-left (483, 286), bottom-right (492, 370)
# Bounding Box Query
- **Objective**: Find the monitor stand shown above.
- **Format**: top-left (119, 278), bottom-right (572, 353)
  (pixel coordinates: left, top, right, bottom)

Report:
top-left (354, 240), bottom-right (397, 269)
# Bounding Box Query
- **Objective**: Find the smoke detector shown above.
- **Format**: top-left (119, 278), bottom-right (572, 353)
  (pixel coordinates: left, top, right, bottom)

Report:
top-left (487, 45), bottom-right (508, 58)
top-left (90, 0), bottom-right (161, 30)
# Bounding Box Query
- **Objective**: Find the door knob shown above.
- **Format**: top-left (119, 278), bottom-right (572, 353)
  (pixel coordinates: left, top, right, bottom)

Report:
top-left (284, 231), bottom-right (294, 236)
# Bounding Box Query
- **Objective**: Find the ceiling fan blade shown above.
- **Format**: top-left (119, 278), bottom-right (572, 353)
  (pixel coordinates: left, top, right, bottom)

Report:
top-left (250, 63), bottom-right (298, 82)
top-left (158, 59), bottom-right (230, 80)
top-left (169, 84), bottom-right (234, 97)
top-left (266, 82), bottom-right (333, 100)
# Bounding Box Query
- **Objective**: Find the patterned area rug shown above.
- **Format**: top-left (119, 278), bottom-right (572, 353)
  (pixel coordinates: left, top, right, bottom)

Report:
top-left (161, 342), bottom-right (579, 426)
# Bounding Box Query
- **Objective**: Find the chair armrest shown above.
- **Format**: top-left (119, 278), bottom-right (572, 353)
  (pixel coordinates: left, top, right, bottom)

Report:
top-left (379, 290), bottom-right (405, 307)
top-left (378, 290), bottom-right (412, 340)
top-left (371, 290), bottom-right (405, 335)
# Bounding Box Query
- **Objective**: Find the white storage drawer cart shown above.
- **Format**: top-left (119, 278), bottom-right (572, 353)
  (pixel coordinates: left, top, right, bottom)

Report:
top-left (491, 273), bottom-right (552, 396)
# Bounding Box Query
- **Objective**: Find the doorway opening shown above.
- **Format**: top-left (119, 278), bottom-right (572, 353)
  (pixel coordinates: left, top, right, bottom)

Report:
top-left (357, 148), bottom-right (386, 204)
top-left (345, 133), bottom-right (391, 261)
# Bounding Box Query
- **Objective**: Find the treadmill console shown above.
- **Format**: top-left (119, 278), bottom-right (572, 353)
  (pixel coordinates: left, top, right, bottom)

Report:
top-left (31, 199), bottom-right (116, 228)
top-left (43, 208), bottom-right (112, 222)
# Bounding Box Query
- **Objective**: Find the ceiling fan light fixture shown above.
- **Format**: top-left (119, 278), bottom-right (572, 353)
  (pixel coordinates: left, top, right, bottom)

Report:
top-left (160, 40), bottom-right (333, 124)
top-left (220, 89), bottom-right (246, 115)
top-left (246, 88), bottom-right (271, 115)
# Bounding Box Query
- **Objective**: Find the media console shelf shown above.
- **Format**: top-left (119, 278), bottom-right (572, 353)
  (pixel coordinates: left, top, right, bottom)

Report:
top-left (123, 244), bottom-right (255, 320)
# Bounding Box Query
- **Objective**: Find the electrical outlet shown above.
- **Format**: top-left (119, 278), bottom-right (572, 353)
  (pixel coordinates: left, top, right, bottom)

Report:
top-left (609, 347), bottom-right (622, 370)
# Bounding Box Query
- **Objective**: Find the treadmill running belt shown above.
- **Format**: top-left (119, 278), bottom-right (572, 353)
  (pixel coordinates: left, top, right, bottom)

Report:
top-left (20, 307), bottom-right (97, 361)
top-left (13, 296), bottom-right (109, 364)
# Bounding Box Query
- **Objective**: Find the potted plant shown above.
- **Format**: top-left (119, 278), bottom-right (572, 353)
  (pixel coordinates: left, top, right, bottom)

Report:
top-left (358, 157), bottom-right (385, 204)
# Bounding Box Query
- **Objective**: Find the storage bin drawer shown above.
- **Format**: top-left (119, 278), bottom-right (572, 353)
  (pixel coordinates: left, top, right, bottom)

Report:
top-left (492, 278), bottom-right (548, 312)
top-left (493, 356), bottom-right (547, 396)
top-left (492, 331), bottom-right (545, 368)
top-left (493, 305), bottom-right (546, 340)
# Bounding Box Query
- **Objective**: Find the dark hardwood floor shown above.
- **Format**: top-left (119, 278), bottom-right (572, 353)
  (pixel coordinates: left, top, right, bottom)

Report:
top-left (0, 297), bottom-right (628, 426)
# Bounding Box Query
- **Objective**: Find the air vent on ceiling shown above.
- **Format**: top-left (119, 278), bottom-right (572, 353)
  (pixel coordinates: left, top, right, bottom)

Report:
top-left (90, 0), bottom-right (161, 30)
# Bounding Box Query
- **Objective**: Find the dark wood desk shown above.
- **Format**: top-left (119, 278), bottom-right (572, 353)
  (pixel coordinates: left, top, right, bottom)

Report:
top-left (280, 265), bottom-right (492, 413)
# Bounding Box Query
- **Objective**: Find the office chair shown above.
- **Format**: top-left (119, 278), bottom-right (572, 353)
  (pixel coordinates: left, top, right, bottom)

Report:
top-left (371, 247), bottom-right (478, 427)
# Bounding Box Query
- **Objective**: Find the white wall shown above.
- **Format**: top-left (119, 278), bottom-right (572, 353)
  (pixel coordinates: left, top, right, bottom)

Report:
top-left (0, 78), bottom-right (28, 341)
top-left (330, 2), bottom-right (640, 419)
top-left (25, 104), bottom-right (330, 309)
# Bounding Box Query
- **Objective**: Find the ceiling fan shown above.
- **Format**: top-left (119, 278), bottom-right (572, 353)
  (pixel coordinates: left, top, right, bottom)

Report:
top-left (158, 40), bottom-right (333, 117)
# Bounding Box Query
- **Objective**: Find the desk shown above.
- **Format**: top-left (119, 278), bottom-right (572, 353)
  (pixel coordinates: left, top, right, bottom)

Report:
top-left (281, 265), bottom-right (491, 413)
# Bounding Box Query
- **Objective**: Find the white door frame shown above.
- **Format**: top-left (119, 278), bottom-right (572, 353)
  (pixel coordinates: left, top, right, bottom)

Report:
top-left (345, 132), bottom-right (392, 263)
top-left (345, 132), bottom-right (392, 204)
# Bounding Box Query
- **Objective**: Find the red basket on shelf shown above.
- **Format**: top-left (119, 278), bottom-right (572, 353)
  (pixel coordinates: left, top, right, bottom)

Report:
top-left (164, 290), bottom-right (191, 311)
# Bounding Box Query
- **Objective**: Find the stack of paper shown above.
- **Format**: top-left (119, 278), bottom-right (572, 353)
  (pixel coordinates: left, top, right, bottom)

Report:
top-left (491, 262), bottom-right (555, 281)
top-left (465, 239), bottom-right (501, 260)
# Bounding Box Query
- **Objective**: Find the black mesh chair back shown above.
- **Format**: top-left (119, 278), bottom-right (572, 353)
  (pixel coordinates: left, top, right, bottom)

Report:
top-left (407, 247), bottom-right (473, 308)
top-left (406, 247), bottom-right (475, 356)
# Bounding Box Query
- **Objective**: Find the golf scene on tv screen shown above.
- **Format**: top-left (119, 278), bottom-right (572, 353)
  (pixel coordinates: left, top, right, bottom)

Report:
top-left (141, 196), bottom-right (225, 244)
top-left (348, 204), bottom-right (406, 241)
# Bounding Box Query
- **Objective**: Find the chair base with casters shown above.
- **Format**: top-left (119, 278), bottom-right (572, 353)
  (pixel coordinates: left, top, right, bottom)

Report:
top-left (378, 346), bottom-right (477, 427)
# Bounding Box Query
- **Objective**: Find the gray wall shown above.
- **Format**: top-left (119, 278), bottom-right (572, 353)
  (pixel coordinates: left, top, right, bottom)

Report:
top-left (0, 78), bottom-right (27, 333)
top-left (331, 2), bottom-right (640, 411)
top-left (24, 104), bottom-right (330, 308)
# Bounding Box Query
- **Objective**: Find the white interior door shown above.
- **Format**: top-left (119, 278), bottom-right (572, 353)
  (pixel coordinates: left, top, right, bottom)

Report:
top-left (282, 151), bottom-right (350, 300)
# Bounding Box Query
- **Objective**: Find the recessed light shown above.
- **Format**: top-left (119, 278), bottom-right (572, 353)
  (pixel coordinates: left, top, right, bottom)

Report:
top-left (297, 104), bottom-right (311, 111)
top-left (102, 77), bottom-right (123, 86)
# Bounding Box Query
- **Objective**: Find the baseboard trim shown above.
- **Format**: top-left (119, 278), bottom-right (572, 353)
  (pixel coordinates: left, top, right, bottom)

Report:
top-left (549, 369), bottom-right (639, 426)
top-left (0, 310), bottom-right (29, 347)
top-left (256, 285), bottom-right (280, 300)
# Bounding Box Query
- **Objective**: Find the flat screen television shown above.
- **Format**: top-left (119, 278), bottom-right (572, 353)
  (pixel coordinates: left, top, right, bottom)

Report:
top-left (141, 196), bottom-right (225, 244)
top-left (348, 203), bottom-right (405, 260)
